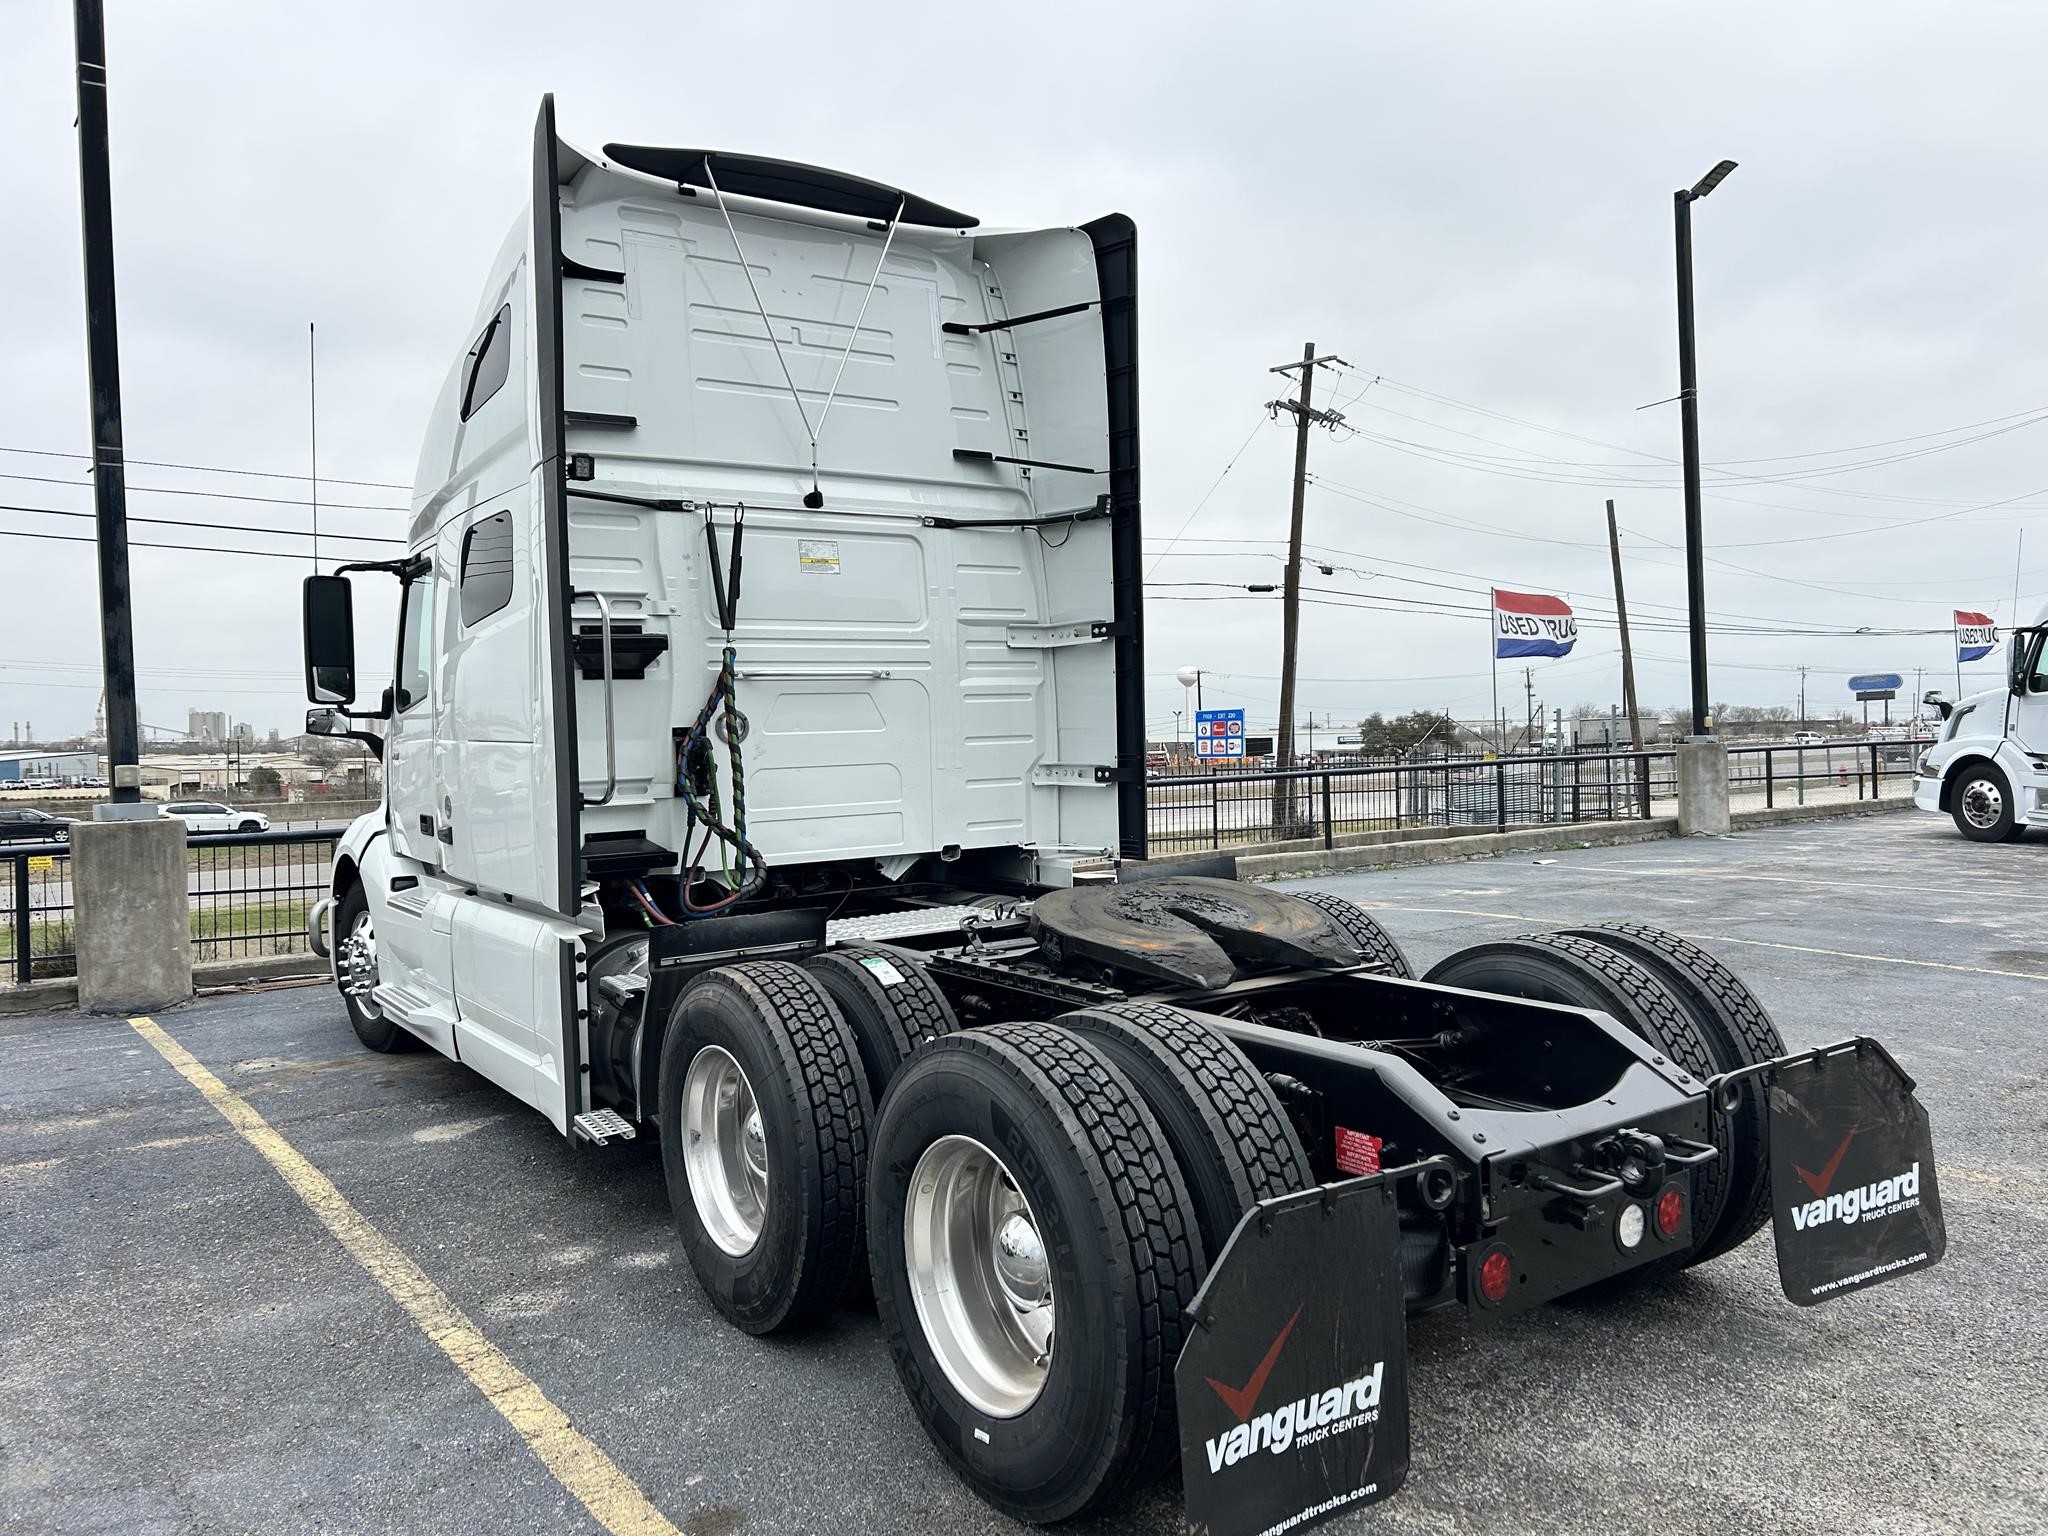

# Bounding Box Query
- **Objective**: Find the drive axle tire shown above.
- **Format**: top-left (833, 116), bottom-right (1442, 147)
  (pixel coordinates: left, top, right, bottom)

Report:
top-left (1290, 889), bottom-right (1414, 977)
top-left (1423, 933), bottom-right (1729, 1264)
top-left (1056, 1002), bottom-right (1311, 1263)
top-left (803, 945), bottom-right (960, 1101)
top-left (334, 884), bottom-right (415, 1054)
top-left (1950, 763), bottom-right (2021, 842)
top-left (868, 1023), bottom-right (1201, 1524)
top-left (1560, 924), bottom-right (1784, 1265)
top-left (658, 961), bottom-right (871, 1334)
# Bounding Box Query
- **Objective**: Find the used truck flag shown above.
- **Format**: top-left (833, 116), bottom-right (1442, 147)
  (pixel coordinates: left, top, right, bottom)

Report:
top-left (1955, 610), bottom-right (1998, 663)
top-left (1493, 589), bottom-right (1577, 659)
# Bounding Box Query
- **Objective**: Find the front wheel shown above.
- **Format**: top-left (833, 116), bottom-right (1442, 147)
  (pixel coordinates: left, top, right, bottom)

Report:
top-left (237, 818), bottom-right (263, 833)
top-left (1950, 764), bottom-right (2020, 842)
top-left (335, 884), bottom-right (415, 1053)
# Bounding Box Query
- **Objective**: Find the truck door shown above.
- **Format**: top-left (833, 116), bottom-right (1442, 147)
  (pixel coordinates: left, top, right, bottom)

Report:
top-left (385, 569), bottom-right (443, 865)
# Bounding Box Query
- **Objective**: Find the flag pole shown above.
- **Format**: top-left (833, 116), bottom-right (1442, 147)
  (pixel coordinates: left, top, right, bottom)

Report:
top-left (1489, 590), bottom-right (1500, 754)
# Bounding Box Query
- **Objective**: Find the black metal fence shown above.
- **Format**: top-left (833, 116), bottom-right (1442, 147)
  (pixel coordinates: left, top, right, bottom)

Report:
top-left (3, 827), bottom-right (339, 985)
top-left (1724, 739), bottom-right (1927, 809)
top-left (1145, 750), bottom-right (1677, 855)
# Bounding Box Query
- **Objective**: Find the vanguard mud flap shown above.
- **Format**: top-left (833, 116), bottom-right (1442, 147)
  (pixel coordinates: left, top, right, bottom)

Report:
top-left (1176, 1175), bottom-right (1408, 1536)
top-left (1717, 1036), bottom-right (1946, 1306)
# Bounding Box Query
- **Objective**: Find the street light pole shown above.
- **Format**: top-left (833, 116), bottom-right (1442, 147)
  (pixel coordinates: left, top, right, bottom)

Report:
top-left (1674, 158), bottom-right (1737, 739)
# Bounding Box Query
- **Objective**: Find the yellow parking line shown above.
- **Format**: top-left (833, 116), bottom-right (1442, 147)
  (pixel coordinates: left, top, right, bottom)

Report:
top-left (127, 1015), bottom-right (682, 1536)
top-left (1353, 903), bottom-right (2048, 983)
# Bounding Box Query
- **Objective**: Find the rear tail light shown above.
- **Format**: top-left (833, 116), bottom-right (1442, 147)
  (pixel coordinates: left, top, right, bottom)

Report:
top-left (1654, 1184), bottom-right (1685, 1242)
top-left (1475, 1245), bottom-right (1514, 1307)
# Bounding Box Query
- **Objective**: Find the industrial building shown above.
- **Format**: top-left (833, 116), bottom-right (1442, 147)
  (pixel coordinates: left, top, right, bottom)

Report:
top-left (0, 749), bottom-right (101, 784)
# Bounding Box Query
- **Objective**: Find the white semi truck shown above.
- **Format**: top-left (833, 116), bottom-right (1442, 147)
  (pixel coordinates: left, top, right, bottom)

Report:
top-left (1915, 614), bottom-right (2048, 840)
top-left (300, 99), bottom-right (1948, 1535)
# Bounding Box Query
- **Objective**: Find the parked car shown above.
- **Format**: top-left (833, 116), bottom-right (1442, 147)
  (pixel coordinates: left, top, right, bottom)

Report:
top-left (158, 801), bottom-right (270, 834)
top-left (1789, 731), bottom-right (1826, 747)
top-left (0, 807), bottom-right (76, 843)
top-left (76, 775), bottom-right (108, 788)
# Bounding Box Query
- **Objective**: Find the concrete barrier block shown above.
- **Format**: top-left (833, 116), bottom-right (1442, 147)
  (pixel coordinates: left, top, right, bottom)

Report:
top-left (70, 817), bottom-right (192, 1014)
top-left (1676, 737), bottom-right (1732, 837)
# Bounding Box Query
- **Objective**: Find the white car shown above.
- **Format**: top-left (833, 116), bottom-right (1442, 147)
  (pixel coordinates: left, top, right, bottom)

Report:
top-left (159, 800), bottom-right (270, 834)
top-left (1789, 731), bottom-right (1826, 747)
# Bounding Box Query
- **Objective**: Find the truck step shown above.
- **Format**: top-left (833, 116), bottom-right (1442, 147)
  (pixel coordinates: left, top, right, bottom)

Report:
top-left (572, 1109), bottom-right (638, 1145)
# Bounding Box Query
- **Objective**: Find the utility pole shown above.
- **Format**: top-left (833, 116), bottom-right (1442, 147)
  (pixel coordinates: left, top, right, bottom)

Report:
top-left (1674, 159), bottom-right (1738, 739)
top-left (1523, 666), bottom-right (1535, 752)
top-left (1605, 499), bottom-right (1644, 749)
top-left (1798, 666), bottom-right (1808, 731)
top-left (73, 0), bottom-right (144, 811)
top-left (1266, 342), bottom-right (1348, 830)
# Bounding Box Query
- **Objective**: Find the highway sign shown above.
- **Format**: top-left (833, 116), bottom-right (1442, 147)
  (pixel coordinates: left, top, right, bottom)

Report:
top-left (1848, 673), bottom-right (1904, 693)
top-left (1194, 708), bottom-right (1246, 759)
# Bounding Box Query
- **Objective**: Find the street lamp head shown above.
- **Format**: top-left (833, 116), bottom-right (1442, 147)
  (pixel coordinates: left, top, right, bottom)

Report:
top-left (1689, 160), bottom-right (1739, 199)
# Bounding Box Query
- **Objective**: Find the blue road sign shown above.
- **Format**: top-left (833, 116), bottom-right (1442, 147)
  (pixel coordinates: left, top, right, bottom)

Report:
top-left (1194, 708), bottom-right (1247, 759)
top-left (1847, 673), bottom-right (1904, 693)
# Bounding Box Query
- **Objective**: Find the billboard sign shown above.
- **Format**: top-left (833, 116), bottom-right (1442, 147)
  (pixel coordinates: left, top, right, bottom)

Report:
top-left (1195, 708), bottom-right (1247, 760)
top-left (1847, 674), bottom-right (1903, 694)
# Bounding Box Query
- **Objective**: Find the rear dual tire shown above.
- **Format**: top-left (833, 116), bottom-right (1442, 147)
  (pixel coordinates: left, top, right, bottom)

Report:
top-left (868, 1023), bottom-right (1202, 1523)
top-left (658, 961), bottom-right (871, 1335)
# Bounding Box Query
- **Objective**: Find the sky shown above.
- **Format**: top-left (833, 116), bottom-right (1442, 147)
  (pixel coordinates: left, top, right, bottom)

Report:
top-left (3, 1), bottom-right (2044, 746)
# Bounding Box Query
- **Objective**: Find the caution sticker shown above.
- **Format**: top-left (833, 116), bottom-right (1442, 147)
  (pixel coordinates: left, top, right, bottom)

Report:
top-left (857, 955), bottom-right (905, 986)
top-left (1334, 1128), bottom-right (1382, 1176)
top-left (798, 539), bottom-right (841, 575)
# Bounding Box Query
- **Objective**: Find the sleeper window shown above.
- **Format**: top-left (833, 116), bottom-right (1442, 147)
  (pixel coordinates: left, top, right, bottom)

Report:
top-left (460, 511), bottom-right (515, 626)
top-left (460, 305), bottom-right (513, 421)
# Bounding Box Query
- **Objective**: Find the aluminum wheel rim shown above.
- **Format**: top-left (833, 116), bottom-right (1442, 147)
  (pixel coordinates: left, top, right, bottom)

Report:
top-left (905, 1135), bottom-right (1055, 1418)
top-left (1961, 779), bottom-right (2003, 829)
top-left (339, 910), bottom-right (381, 1021)
top-left (682, 1046), bottom-right (769, 1257)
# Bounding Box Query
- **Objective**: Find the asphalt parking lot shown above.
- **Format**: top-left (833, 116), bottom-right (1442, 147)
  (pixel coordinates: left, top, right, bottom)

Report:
top-left (2, 812), bottom-right (2042, 1536)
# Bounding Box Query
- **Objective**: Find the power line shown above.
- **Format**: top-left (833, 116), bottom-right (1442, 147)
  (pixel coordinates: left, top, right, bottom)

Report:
top-left (0, 443), bottom-right (409, 490)
top-left (0, 525), bottom-right (374, 563)
top-left (1, 501), bottom-right (400, 546)
top-left (1146, 412), bottom-right (1271, 578)
top-left (0, 469), bottom-right (406, 513)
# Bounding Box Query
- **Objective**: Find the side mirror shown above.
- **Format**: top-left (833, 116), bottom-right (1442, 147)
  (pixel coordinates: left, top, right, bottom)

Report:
top-left (303, 574), bottom-right (357, 705)
top-left (2009, 635), bottom-right (2031, 698)
top-left (305, 707), bottom-right (341, 736)
top-left (1921, 690), bottom-right (1953, 722)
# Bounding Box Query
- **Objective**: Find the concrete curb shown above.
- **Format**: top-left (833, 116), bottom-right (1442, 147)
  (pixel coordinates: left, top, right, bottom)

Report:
top-left (1730, 796), bottom-right (1915, 829)
top-left (0, 951), bottom-right (328, 1018)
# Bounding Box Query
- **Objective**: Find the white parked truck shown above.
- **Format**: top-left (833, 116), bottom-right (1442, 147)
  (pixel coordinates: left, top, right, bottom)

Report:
top-left (1915, 613), bottom-right (2048, 840)
top-left (301, 100), bottom-right (1948, 1535)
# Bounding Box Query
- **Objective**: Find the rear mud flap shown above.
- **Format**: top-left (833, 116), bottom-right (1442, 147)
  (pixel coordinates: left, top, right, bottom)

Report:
top-left (1176, 1177), bottom-right (1408, 1536)
top-left (1738, 1038), bottom-right (1946, 1306)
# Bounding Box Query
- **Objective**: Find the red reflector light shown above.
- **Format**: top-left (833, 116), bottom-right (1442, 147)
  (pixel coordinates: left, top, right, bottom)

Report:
top-left (1478, 1248), bottom-right (1512, 1304)
top-left (1656, 1187), bottom-right (1684, 1238)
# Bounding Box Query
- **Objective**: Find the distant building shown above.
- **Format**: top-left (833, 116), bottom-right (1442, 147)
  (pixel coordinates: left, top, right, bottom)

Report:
top-left (187, 709), bottom-right (229, 743)
top-left (232, 722), bottom-right (256, 746)
top-left (0, 749), bottom-right (100, 784)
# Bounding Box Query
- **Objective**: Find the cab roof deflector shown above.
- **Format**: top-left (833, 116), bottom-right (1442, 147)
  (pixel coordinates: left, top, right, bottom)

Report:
top-left (600, 144), bottom-right (978, 229)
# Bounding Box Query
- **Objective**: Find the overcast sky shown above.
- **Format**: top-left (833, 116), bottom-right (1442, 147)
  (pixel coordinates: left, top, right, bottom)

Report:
top-left (4, 1), bottom-right (2044, 745)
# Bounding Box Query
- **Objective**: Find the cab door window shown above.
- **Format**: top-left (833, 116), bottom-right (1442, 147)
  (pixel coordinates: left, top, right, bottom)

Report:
top-left (396, 575), bottom-right (437, 712)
